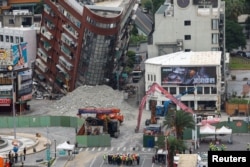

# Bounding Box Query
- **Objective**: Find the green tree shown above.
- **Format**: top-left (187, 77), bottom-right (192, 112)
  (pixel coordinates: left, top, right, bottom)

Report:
top-left (245, 16), bottom-right (250, 39)
top-left (164, 110), bottom-right (195, 140)
top-left (131, 25), bottom-right (138, 36)
top-left (152, 0), bottom-right (165, 14)
top-left (226, 20), bottom-right (246, 51)
top-left (34, 0), bottom-right (44, 14)
top-left (167, 136), bottom-right (186, 167)
top-left (225, 0), bottom-right (245, 21)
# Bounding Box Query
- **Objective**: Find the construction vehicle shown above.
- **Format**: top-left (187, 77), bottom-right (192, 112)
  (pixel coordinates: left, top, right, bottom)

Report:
top-left (135, 82), bottom-right (194, 132)
top-left (77, 107), bottom-right (123, 138)
top-left (155, 87), bottom-right (196, 117)
top-left (77, 107), bottom-right (124, 124)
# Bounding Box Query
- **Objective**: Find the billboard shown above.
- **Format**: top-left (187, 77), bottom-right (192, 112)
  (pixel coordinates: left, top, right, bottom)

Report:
top-left (17, 70), bottom-right (32, 97)
top-left (0, 49), bottom-right (12, 70)
top-left (161, 66), bottom-right (216, 85)
top-left (11, 42), bottom-right (28, 70)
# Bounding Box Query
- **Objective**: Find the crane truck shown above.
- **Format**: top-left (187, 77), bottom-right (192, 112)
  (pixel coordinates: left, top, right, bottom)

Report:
top-left (135, 82), bottom-right (194, 133)
top-left (77, 107), bottom-right (123, 138)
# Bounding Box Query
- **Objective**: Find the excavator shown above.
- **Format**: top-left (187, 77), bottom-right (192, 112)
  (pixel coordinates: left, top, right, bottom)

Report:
top-left (135, 82), bottom-right (194, 133)
top-left (77, 107), bottom-right (123, 138)
top-left (155, 87), bottom-right (196, 117)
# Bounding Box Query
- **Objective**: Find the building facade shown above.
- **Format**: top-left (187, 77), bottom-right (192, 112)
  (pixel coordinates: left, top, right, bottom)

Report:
top-left (144, 51), bottom-right (222, 111)
top-left (35, 0), bottom-right (135, 93)
top-left (148, 0), bottom-right (225, 56)
top-left (0, 27), bottom-right (37, 68)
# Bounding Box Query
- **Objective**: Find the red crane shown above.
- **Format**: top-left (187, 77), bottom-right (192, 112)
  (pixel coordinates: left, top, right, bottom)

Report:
top-left (135, 82), bottom-right (194, 132)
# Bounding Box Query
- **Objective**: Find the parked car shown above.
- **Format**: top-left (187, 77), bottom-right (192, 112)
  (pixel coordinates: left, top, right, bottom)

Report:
top-left (236, 51), bottom-right (246, 57)
top-left (245, 52), bottom-right (250, 59)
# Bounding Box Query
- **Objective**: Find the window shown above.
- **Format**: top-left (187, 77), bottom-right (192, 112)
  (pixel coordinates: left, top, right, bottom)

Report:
top-left (16, 37), bottom-right (19, 43)
top-left (204, 87), bottom-right (210, 94)
top-left (211, 47), bottom-right (219, 51)
top-left (0, 35), bottom-right (3, 42)
top-left (184, 35), bottom-right (191, 40)
top-left (169, 87), bottom-right (176, 94)
top-left (211, 87), bottom-right (217, 94)
top-left (185, 49), bottom-right (191, 52)
top-left (154, 75), bottom-right (156, 81)
top-left (179, 87), bottom-right (186, 93)
top-left (197, 87), bottom-right (203, 94)
top-left (9, 19), bottom-right (14, 24)
top-left (212, 33), bottom-right (219, 44)
top-left (10, 36), bottom-right (13, 43)
top-left (184, 20), bottom-right (191, 26)
top-left (211, 19), bottom-right (219, 30)
top-left (20, 37), bottom-right (24, 42)
top-left (5, 36), bottom-right (9, 42)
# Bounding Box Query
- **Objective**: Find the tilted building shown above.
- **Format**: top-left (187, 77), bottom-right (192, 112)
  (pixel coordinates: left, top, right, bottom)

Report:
top-left (35, 0), bottom-right (136, 93)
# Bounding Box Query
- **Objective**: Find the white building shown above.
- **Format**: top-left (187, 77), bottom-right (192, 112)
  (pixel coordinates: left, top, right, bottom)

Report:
top-left (144, 51), bottom-right (222, 111)
top-left (148, 0), bottom-right (225, 57)
top-left (0, 26), bottom-right (37, 68)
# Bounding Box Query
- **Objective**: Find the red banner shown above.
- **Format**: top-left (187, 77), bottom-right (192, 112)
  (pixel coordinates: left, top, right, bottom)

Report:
top-left (0, 98), bottom-right (11, 106)
top-left (21, 93), bottom-right (32, 101)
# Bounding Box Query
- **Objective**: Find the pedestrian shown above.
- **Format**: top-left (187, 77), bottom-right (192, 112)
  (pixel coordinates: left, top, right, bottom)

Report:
top-left (14, 153), bottom-right (18, 163)
top-left (137, 154), bottom-right (140, 165)
top-left (20, 153), bottom-right (23, 162)
top-left (103, 153), bottom-right (107, 164)
top-left (189, 147), bottom-right (192, 154)
top-left (152, 155), bottom-right (155, 163)
top-left (23, 147), bottom-right (26, 161)
top-left (218, 110), bottom-right (221, 117)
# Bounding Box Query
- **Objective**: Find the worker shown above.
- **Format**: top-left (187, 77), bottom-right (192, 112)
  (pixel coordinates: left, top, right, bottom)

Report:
top-left (103, 153), bottom-right (107, 164)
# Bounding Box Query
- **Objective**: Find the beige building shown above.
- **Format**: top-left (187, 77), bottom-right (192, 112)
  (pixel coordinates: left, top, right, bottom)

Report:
top-left (148, 0), bottom-right (225, 57)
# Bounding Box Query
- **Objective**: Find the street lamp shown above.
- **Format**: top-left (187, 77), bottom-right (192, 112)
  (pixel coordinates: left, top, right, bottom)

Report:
top-left (8, 65), bottom-right (16, 139)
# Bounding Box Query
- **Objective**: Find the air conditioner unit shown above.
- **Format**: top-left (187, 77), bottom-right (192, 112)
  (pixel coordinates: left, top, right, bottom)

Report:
top-left (177, 41), bottom-right (183, 46)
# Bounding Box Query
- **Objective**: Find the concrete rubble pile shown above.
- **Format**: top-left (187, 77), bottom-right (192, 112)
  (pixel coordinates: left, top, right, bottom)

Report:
top-left (48, 85), bottom-right (137, 121)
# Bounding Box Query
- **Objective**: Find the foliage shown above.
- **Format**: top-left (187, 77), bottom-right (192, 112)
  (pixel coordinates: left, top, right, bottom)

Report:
top-left (209, 143), bottom-right (227, 151)
top-left (131, 25), bottom-right (138, 36)
top-left (245, 16), bottom-right (250, 39)
top-left (34, 0), bottom-right (44, 14)
top-left (226, 20), bottom-right (246, 52)
top-left (228, 98), bottom-right (250, 104)
top-left (164, 110), bottom-right (195, 140)
top-left (229, 56), bottom-right (250, 70)
top-left (167, 136), bottom-right (186, 167)
top-left (144, 0), bottom-right (153, 11)
top-left (141, 0), bottom-right (165, 14)
top-left (225, 0), bottom-right (245, 21)
top-left (129, 34), bottom-right (147, 45)
top-left (126, 50), bottom-right (136, 68)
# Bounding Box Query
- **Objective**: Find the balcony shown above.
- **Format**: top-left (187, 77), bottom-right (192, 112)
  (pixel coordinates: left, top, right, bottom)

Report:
top-left (62, 24), bottom-right (79, 39)
top-left (41, 26), bottom-right (53, 40)
top-left (37, 48), bottom-right (49, 62)
top-left (56, 64), bottom-right (70, 79)
top-left (35, 59), bottom-right (48, 73)
top-left (59, 56), bottom-right (73, 71)
top-left (61, 45), bottom-right (73, 59)
top-left (61, 33), bottom-right (76, 47)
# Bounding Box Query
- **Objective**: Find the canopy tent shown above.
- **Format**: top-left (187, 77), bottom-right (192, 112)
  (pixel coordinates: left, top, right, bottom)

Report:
top-left (199, 123), bottom-right (216, 135)
top-left (216, 126), bottom-right (232, 135)
top-left (56, 141), bottom-right (75, 151)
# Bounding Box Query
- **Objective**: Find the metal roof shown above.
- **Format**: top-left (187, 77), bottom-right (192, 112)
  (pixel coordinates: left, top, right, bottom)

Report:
top-left (145, 51), bottom-right (222, 66)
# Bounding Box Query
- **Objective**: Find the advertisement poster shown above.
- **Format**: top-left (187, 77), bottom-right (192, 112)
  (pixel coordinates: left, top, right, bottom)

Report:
top-left (11, 42), bottom-right (28, 70)
top-left (17, 70), bottom-right (32, 97)
top-left (161, 66), bottom-right (216, 85)
top-left (0, 49), bottom-right (12, 70)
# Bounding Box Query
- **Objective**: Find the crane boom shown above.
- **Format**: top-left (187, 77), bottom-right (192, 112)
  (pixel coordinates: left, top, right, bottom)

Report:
top-left (135, 82), bottom-right (194, 132)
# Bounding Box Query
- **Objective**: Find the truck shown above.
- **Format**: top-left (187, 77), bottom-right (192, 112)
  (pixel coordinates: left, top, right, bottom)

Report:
top-left (77, 107), bottom-right (123, 138)
top-left (135, 82), bottom-right (194, 132)
top-left (132, 64), bottom-right (143, 83)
